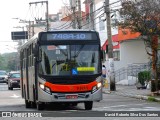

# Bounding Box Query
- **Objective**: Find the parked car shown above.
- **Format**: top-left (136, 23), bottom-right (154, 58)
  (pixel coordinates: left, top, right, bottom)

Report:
top-left (8, 72), bottom-right (20, 90)
top-left (0, 70), bottom-right (8, 83)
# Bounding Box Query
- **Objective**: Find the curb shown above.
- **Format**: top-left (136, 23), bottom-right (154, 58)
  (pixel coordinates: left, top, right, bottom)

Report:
top-left (103, 90), bottom-right (160, 102)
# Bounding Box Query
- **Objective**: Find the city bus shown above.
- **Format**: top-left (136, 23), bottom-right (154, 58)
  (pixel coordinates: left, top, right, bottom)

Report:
top-left (20, 30), bottom-right (103, 110)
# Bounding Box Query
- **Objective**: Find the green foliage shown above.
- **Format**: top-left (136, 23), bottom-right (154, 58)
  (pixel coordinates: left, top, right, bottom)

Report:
top-left (118, 0), bottom-right (160, 35)
top-left (138, 71), bottom-right (151, 86)
top-left (148, 96), bottom-right (158, 102)
top-left (0, 54), bottom-right (5, 69)
top-left (0, 52), bottom-right (19, 72)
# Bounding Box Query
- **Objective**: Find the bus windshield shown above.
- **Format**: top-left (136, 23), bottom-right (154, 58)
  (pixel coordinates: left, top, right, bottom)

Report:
top-left (38, 44), bottom-right (100, 76)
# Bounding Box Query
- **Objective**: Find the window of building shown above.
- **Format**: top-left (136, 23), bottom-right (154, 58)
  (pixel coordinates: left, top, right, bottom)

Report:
top-left (113, 50), bottom-right (120, 61)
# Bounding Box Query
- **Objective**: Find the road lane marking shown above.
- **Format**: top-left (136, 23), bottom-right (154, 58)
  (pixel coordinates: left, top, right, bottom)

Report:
top-left (10, 94), bottom-right (20, 98)
top-left (93, 103), bottom-right (153, 111)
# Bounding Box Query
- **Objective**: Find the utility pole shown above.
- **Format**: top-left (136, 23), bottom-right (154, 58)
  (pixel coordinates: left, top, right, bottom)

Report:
top-left (72, 7), bottom-right (76, 29)
top-left (77, 0), bottom-right (82, 29)
top-left (70, 0), bottom-right (77, 29)
top-left (19, 20), bottom-right (34, 39)
top-left (46, 1), bottom-right (49, 31)
top-left (105, 0), bottom-right (116, 91)
top-left (90, 0), bottom-right (95, 30)
top-left (28, 21), bottom-right (35, 39)
top-left (29, 1), bottom-right (49, 31)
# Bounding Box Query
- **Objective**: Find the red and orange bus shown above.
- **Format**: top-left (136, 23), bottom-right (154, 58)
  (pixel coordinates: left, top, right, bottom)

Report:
top-left (20, 30), bottom-right (103, 110)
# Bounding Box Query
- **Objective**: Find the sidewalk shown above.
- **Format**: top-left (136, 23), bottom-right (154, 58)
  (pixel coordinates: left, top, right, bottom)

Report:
top-left (103, 84), bottom-right (160, 102)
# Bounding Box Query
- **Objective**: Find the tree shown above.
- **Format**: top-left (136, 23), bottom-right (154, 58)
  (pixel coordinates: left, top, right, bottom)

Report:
top-left (117, 0), bottom-right (160, 93)
top-left (0, 54), bottom-right (4, 69)
top-left (0, 52), bottom-right (19, 72)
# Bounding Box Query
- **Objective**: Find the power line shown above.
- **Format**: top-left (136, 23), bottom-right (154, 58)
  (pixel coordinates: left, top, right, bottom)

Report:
top-left (80, 0), bottom-right (121, 21)
top-left (76, 1), bottom-right (121, 29)
top-left (61, 0), bottom-right (72, 14)
top-left (55, 19), bottom-right (72, 29)
top-left (55, 5), bottom-right (104, 29)
top-left (60, 21), bottom-right (74, 29)
top-left (105, 0), bottom-right (121, 7)
top-left (81, 12), bottom-right (105, 28)
top-left (37, 0), bottom-right (121, 30)
top-left (0, 41), bottom-right (20, 42)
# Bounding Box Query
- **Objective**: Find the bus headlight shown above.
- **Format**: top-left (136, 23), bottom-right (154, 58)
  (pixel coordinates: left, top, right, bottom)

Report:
top-left (39, 83), bottom-right (51, 94)
top-left (97, 82), bottom-right (102, 88)
top-left (92, 82), bottom-right (102, 93)
top-left (45, 87), bottom-right (51, 94)
top-left (40, 84), bottom-right (45, 90)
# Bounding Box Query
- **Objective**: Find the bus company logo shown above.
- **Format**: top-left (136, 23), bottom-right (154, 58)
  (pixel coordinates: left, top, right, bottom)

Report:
top-left (77, 86), bottom-right (88, 91)
top-left (70, 86), bottom-right (74, 91)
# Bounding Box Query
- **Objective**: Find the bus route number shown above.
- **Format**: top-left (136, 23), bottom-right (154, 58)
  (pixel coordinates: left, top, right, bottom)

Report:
top-left (52, 33), bottom-right (86, 40)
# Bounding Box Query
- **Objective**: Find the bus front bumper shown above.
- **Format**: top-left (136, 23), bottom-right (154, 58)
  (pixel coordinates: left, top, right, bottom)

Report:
top-left (38, 87), bottom-right (102, 103)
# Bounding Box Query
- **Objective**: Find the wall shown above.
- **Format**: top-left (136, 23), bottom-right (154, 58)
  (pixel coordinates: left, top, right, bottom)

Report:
top-left (104, 39), bottom-right (150, 71)
top-left (119, 39), bottom-right (149, 69)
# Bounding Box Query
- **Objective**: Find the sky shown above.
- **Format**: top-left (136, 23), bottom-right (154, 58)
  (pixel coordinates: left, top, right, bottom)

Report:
top-left (0, 0), bottom-right (67, 54)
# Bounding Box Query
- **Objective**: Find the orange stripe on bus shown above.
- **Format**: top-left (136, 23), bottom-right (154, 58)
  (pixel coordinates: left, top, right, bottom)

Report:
top-left (44, 81), bottom-right (97, 92)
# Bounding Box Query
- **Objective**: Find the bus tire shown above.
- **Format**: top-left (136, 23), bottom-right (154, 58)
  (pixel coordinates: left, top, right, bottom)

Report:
top-left (84, 101), bottom-right (93, 110)
top-left (10, 87), bottom-right (13, 90)
top-left (37, 102), bottom-right (45, 110)
top-left (8, 86), bottom-right (11, 90)
top-left (25, 100), bottom-right (31, 108)
top-left (31, 102), bottom-right (36, 108)
top-left (32, 86), bottom-right (37, 108)
top-left (24, 86), bottom-right (31, 108)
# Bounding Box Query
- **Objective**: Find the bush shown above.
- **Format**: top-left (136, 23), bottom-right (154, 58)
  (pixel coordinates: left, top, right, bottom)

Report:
top-left (138, 71), bottom-right (151, 86)
top-left (148, 96), bottom-right (158, 102)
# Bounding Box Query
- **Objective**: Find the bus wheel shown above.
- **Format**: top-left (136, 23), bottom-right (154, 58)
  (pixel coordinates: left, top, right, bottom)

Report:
top-left (84, 101), bottom-right (93, 110)
top-left (32, 102), bottom-right (37, 108)
top-left (25, 100), bottom-right (31, 108)
top-left (8, 86), bottom-right (11, 90)
top-left (37, 102), bottom-right (45, 110)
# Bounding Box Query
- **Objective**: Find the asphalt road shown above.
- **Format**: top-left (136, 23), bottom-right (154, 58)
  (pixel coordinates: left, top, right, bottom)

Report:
top-left (0, 83), bottom-right (160, 120)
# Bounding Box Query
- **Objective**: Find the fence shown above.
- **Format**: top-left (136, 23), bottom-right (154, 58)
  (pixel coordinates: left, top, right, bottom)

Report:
top-left (114, 63), bottom-right (151, 84)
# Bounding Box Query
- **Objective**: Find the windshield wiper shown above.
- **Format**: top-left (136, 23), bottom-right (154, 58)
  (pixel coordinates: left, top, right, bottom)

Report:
top-left (72, 45), bottom-right (85, 58)
top-left (52, 60), bottom-right (67, 69)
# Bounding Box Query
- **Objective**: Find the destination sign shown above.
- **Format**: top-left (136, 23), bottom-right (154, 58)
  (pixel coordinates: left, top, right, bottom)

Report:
top-left (45, 33), bottom-right (96, 40)
top-left (47, 33), bottom-right (92, 40)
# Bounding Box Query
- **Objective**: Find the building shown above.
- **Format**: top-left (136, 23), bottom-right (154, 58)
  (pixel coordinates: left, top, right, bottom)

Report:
top-left (83, 0), bottom-right (151, 70)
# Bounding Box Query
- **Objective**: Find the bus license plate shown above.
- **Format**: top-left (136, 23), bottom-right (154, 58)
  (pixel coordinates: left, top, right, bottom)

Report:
top-left (66, 95), bottom-right (78, 99)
